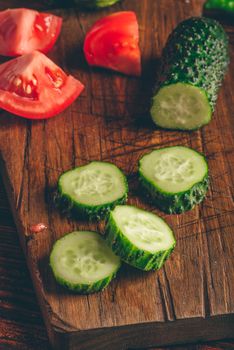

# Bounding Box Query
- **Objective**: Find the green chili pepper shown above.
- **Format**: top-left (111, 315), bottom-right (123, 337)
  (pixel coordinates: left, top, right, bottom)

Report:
top-left (74, 0), bottom-right (121, 9)
top-left (42, 0), bottom-right (121, 9)
top-left (204, 0), bottom-right (234, 22)
top-left (204, 0), bottom-right (234, 14)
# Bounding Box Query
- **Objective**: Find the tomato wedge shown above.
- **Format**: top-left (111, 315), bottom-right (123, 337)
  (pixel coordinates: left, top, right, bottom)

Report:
top-left (84, 11), bottom-right (141, 76)
top-left (0, 8), bottom-right (62, 56)
top-left (0, 51), bottom-right (84, 119)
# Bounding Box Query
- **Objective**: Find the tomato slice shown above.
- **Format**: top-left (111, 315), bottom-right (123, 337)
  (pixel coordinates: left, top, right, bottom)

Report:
top-left (0, 8), bottom-right (62, 56)
top-left (84, 11), bottom-right (141, 77)
top-left (0, 51), bottom-right (84, 119)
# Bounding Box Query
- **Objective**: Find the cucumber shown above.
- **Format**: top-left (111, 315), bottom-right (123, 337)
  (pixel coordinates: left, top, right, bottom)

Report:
top-left (50, 231), bottom-right (121, 293)
top-left (139, 146), bottom-right (209, 214)
top-left (105, 205), bottom-right (176, 271)
top-left (58, 161), bottom-right (128, 220)
top-left (151, 17), bottom-right (229, 130)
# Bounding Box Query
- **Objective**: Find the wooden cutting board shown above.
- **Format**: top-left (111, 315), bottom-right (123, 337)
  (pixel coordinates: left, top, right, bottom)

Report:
top-left (0, 1), bottom-right (233, 349)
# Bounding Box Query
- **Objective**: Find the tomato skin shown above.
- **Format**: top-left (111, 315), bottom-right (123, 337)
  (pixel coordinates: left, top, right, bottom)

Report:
top-left (0, 8), bottom-right (62, 57)
top-left (0, 51), bottom-right (84, 120)
top-left (84, 11), bottom-right (141, 77)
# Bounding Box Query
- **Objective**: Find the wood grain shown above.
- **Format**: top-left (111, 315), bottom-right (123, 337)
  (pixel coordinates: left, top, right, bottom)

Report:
top-left (1, 178), bottom-right (234, 350)
top-left (0, 0), bottom-right (233, 349)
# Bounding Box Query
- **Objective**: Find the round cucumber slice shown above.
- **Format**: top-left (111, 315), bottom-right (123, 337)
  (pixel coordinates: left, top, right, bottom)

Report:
top-left (139, 146), bottom-right (209, 214)
top-left (50, 231), bottom-right (121, 294)
top-left (105, 205), bottom-right (176, 271)
top-left (58, 161), bottom-right (128, 220)
top-left (151, 83), bottom-right (212, 130)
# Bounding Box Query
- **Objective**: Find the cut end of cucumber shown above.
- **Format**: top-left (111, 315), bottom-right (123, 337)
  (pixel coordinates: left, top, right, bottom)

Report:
top-left (139, 146), bottom-right (208, 194)
top-left (50, 231), bottom-right (121, 293)
top-left (112, 205), bottom-right (175, 254)
top-left (58, 161), bottom-right (128, 210)
top-left (151, 83), bottom-right (212, 130)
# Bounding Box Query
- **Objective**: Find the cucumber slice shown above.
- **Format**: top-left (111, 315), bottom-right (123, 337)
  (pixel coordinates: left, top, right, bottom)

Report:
top-left (151, 83), bottom-right (212, 130)
top-left (139, 146), bottom-right (209, 214)
top-left (58, 161), bottom-right (128, 220)
top-left (50, 231), bottom-right (121, 294)
top-left (105, 205), bottom-right (176, 271)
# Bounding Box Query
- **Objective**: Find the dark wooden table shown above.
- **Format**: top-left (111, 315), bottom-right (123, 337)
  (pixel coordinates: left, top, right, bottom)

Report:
top-left (0, 176), bottom-right (233, 349)
top-left (0, 0), bottom-right (234, 349)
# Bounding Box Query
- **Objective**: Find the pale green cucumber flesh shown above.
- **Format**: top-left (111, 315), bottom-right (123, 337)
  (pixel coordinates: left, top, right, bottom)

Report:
top-left (105, 205), bottom-right (176, 271)
top-left (151, 83), bottom-right (212, 130)
top-left (58, 161), bottom-right (128, 219)
top-left (50, 231), bottom-right (121, 293)
top-left (139, 146), bottom-right (209, 214)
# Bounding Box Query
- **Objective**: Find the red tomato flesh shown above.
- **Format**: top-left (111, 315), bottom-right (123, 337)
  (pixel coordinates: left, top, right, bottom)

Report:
top-left (0, 51), bottom-right (84, 119)
top-left (84, 11), bottom-right (141, 77)
top-left (0, 8), bottom-right (62, 56)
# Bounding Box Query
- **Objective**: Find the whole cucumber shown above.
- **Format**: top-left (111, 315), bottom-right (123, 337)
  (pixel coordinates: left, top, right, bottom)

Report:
top-left (150, 17), bottom-right (229, 130)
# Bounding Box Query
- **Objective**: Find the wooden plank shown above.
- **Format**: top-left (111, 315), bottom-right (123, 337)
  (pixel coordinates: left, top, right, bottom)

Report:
top-left (0, 0), bottom-right (233, 349)
top-left (1, 177), bottom-right (234, 350)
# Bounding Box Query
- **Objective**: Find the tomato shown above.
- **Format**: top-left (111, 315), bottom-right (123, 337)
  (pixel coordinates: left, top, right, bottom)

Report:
top-left (84, 11), bottom-right (141, 77)
top-left (0, 51), bottom-right (84, 119)
top-left (0, 8), bottom-right (62, 56)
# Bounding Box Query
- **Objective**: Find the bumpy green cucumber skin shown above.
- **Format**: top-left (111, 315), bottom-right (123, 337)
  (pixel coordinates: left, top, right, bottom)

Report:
top-left (57, 184), bottom-right (128, 221)
top-left (105, 210), bottom-right (176, 271)
top-left (50, 264), bottom-right (119, 294)
top-left (151, 17), bottom-right (229, 129)
top-left (138, 149), bottom-right (209, 214)
top-left (57, 162), bottom-right (128, 221)
top-left (139, 172), bottom-right (209, 214)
